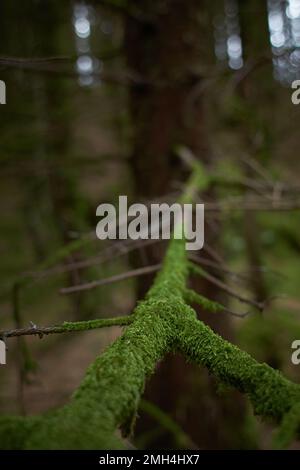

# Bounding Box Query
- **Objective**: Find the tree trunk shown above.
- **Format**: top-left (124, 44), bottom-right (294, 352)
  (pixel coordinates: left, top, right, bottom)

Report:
top-left (125, 0), bottom-right (249, 449)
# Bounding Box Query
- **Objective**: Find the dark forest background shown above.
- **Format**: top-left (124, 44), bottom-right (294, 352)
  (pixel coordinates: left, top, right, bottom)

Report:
top-left (0, 0), bottom-right (300, 449)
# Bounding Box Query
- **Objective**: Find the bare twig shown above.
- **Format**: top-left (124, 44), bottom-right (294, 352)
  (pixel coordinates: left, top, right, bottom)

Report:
top-left (60, 264), bottom-right (161, 295)
top-left (241, 154), bottom-right (274, 185)
top-left (0, 56), bottom-right (145, 87)
top-left (189, 262), bottom-right (264, 311)
top-left (202, 243), bottom-right (225, 265)
top-left (25, 238), bottom-right (159, 280)
top-left (184, 288), bottom-right (250, 318)
top-left (202, 196), bottom-right (300, 212)
top-left (190, 254), bottom-right (284, 283)
top-left (189, 254), bottom-right (250, 284)
top-left (221, 307), bottom-right (251, 318)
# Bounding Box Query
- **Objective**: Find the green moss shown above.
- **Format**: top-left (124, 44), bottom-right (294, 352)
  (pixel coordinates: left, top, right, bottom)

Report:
top-left (61, 316), bottom-right (132, 332)
top-left (176, 315), bottom-right (300, 424)
top-left (0, 235), bottom-right (187, 449)
top-left (1, 168), bottom-right (300, 449)
top-left (189, 261), bottom-right (207, 278)
top-left (184, 288), bottom-right (224, 313)
top-left (0, 303), bottom-right (175, 449)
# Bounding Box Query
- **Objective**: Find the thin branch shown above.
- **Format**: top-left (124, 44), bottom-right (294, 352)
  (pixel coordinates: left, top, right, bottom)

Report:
top-left (241, 154), bottom-right (275, 185)
top-left (0, 56), bottom-right (71, 66)
top-left (0, 316), bottom-right (132, 339)
top-left (189, 262), bottom-right (264, 311)
top-left (60, 264), bottom-right (161, 295)
top-left (0, 190), bottom-right (178, 299)
top-left (189, 254), bottom-right (251, 284)
top-left (211, 175), bottom-right (275, 196)
top-left (202, 243), bottom-right (225, 265)
top-left (202, 197), bottom-right (300, 212)
top-left (190, 253), bottom-right (284, 283)
top-left (221, 307), bottom-right (250, 318)
top-left (0, 57), bottom-right (144, 87)
top-left (25, 238), bottom-right (161, 280)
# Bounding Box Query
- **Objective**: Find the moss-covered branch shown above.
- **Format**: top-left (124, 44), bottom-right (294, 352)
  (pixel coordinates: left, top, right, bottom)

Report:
top-left (175, 314), bottom-right (300, 434)
top-left (1, 165), bottom-right (300, 449)
top-left (0, 316), bottom-right (132, 339)
top-left (184, 288), bottom-right (250, 317)
top-left (0, 238), bottom-right (188, 449)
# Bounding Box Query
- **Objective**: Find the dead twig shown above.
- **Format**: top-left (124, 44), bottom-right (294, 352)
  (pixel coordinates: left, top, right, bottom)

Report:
top-left (60, 264), bottom-right (161, 295)
top-left (189, 262), bottom-right (264, 311)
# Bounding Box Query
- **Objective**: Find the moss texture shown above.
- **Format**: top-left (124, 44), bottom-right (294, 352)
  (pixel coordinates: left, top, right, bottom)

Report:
top-left (176, 315), bottom-right (300, 425)
top-left (1, 168), bottom-right (300, 449)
